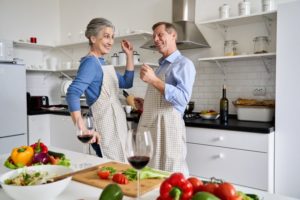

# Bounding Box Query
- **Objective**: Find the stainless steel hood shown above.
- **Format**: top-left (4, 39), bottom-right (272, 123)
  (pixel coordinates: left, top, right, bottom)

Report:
top-left (140, 0), bottom-right (210, 50)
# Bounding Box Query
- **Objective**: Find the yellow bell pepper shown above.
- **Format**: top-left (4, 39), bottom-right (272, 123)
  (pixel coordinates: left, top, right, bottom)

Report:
top-left (11, 146), bottom-right (34, 166)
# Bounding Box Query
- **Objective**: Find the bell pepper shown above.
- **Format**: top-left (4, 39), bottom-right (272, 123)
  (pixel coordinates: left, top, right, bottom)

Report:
top-left (11, 146), bottom-right (34, 166)
top-left (99, 183), bottom-right (123, 200)
top-left (158, 172), bottom-right (193, 200)
top-left (30, 139), bottom-right (48, 153)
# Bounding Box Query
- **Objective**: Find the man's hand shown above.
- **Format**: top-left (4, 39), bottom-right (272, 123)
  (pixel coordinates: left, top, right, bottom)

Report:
top-left (140, 64), bottom-right (157, 84)
top-left (89, 131), bottom-right (101, 144)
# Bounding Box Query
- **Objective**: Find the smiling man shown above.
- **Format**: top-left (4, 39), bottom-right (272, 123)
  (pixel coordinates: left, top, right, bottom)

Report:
top-left (138, 22), bottom-right (196, 174)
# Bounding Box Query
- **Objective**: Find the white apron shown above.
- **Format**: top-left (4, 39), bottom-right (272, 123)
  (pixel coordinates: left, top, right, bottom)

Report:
top-left (138, 62), bottom-right (189, 175)
top-left (91, 64), bottom-right (127, 162)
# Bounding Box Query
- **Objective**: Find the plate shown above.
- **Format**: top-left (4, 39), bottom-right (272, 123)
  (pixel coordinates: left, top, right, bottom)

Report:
top-left (200, 113), bottom-right (220, 120)
top-left (60, 80), bottom-right (72, 96)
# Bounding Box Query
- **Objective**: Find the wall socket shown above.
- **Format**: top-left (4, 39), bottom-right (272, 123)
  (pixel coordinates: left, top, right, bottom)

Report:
top-left (253, 87), bottom-right (266, 96)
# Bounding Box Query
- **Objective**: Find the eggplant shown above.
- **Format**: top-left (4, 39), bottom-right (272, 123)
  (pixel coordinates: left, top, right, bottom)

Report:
top-left (32, 152), bottom-right (50, 164)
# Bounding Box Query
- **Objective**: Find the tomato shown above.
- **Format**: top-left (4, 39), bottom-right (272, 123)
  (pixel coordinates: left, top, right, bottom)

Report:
top-left (187, 177), bottom-right (204, 194)
top-left (199, 183), bottom-right (219, 195)
top-left (215, 182), bottom-right (237, 200)
top-left (228, 195), bottom-right (243, 200)
top-left (112, 173), bottom-right (129, 184)
top-left (98, 170), bottom-right (110, 179)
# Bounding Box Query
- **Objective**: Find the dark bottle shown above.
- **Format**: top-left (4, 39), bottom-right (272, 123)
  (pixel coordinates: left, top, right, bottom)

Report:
top-left (220, 85), bottom-right (229, 124)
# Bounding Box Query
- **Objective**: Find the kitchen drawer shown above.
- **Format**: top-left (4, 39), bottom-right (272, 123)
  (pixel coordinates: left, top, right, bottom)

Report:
top-left (186, 127), bottom-right (272, 152)
top-left (187, 143), bottom-right (271, 191)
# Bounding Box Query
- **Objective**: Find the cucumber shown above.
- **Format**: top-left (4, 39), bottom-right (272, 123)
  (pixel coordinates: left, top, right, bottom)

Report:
top-left (48, 150), bottom-right (65, 158)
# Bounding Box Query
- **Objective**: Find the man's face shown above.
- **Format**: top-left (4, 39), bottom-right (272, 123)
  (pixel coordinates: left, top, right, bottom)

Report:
top-left (152, 24), bottom-right (176, 55)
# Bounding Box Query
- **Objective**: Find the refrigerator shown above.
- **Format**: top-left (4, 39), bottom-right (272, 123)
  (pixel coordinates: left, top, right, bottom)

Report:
top-left (0, 63), bottom-right (27, 154)
top-left (275, 0), bottom-right (300, 198)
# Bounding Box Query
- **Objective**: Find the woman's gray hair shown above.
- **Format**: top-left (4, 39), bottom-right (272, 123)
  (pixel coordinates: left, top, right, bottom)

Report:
top-left (85, 18), bottom-right (114, 46)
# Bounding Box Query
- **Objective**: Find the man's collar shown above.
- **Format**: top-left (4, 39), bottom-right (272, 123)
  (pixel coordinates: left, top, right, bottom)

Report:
top-left (159, 50), bottom-right (181, 66)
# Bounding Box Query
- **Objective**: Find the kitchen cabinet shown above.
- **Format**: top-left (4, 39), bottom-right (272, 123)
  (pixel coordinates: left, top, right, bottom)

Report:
top-left (28, 115), bottom-right (51, 145)
top-left (186, 127), bottom-right (274, 192)
top-left (50, 115), bottom-right (83, 153)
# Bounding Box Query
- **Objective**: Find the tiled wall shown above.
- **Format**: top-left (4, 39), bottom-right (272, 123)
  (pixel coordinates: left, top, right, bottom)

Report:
top-left (118, 55), bottom-right (276, 114)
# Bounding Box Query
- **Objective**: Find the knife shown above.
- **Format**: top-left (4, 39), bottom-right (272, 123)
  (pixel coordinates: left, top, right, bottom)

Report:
top-left (123, 90), bottom-right (129, 98)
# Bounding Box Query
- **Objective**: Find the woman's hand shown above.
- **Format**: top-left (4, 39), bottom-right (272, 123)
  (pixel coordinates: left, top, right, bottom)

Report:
top-left (121, 40), bottom-right (133, 56)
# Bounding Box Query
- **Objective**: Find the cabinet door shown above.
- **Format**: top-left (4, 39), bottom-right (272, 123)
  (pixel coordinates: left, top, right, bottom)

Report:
top-left (28, 115), bottom-right (51, 145)
top-left (50, 115), bottom-right (83, 153)
top-left (187, 143), bottom-right (271, 191)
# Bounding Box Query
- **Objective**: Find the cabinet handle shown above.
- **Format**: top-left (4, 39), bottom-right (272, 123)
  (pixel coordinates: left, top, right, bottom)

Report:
top-left (218, 153), bottom-right (225, 159)
top-left (217, 136), bottom-right (224, 141)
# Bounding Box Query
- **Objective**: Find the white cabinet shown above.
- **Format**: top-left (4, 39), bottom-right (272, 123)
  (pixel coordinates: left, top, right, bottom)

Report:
top-left (28, 115), bottom-right (51, 145)
top-left (50, 115), bottom-right (83, 153)
top-left (186, 127), bottom-right (274, 192)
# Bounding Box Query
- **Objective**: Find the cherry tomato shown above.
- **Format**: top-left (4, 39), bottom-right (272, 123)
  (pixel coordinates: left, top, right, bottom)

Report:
top-left (199, 182), bottom-right (219, 195)
top-left (215, 182), bottom-right (237, 199)
top-left (97, 170), bottom-right (110, 179)
top-left (112, 173), bottom-right (129, 184)
top-left (187, 177), bottom-right (204, 194)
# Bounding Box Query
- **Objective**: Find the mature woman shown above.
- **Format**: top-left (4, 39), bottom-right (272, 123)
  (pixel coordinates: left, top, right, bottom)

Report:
top-left (66, 18), bottom-right (134, 162)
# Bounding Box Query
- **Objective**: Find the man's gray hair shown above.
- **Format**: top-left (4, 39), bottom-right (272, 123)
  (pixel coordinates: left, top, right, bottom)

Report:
top-left (85, 18), bottom-right (114, 46)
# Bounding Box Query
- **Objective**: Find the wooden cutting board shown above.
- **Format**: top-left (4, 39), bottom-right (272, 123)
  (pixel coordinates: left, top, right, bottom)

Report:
top-left (72, 161), bottom-right (164, 197)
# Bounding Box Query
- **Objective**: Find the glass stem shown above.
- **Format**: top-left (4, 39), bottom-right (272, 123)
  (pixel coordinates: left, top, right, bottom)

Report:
top-left (137, 169), bottom-right (140, 199)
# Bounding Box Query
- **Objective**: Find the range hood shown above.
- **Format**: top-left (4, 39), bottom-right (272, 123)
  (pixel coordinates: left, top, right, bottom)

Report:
top-left (141, 0), bottom-right (210, 50)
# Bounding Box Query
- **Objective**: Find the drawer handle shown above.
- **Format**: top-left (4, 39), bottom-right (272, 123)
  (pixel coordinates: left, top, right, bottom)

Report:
top-left (215, 136), bottom-right (224, 141)
top-left (218, 153), bottom-right (225, 159)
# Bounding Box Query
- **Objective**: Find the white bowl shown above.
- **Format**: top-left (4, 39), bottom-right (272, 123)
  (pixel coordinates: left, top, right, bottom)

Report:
top-left (0, 165), bottom-right (73, 200)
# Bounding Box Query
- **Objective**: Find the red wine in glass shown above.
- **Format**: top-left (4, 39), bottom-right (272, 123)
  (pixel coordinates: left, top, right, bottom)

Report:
top-left (77, 135), bottom-right (93, 143)
top-left (128, 156), bottom-right (150, 170)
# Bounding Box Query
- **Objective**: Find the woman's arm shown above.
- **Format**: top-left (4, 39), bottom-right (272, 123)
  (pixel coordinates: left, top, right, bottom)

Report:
top-left (121, 40), bottom-right (134, 71)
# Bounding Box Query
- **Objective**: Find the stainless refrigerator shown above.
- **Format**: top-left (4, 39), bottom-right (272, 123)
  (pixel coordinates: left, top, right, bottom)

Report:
top-left (0, 63), bottom-right (27, 154)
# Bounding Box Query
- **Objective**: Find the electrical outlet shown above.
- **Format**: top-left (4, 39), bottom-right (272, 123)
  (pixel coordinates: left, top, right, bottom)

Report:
top-left (253, 87), bottom-right (266, 96)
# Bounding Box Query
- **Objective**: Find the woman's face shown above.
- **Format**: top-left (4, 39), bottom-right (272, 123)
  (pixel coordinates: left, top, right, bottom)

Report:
top-left (91, 27), bottom-right (114, 55)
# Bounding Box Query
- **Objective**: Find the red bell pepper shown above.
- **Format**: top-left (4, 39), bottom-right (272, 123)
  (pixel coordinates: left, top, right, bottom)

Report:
top-left (30, 139), bottom-right (48, 153)
top-left (158, 172), bottom-right (193, 200)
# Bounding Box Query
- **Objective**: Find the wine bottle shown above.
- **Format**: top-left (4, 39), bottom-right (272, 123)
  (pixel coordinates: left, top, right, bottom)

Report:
top-left (220, 85), bottom-right (229, 123)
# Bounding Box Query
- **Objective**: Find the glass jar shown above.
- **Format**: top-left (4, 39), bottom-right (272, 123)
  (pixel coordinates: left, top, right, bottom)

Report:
top-left (239, 0), bottom-right (251, 16)
top-left (219, 4), bottom-right (230, 19)
top-left (224, 40), bottom-right (238, 56)
top-left (262, 0), bottom-right (275, 12)
top-left (253, 36), bottom-right (269, 54)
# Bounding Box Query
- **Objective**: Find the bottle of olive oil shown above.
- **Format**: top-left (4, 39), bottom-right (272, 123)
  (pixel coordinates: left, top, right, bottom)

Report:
top-left (220, 84), bottom-right (229, 123)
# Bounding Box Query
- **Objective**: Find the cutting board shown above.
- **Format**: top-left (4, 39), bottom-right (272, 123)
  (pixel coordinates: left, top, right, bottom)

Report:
top-left (72, 161), bottom-right (164, 197)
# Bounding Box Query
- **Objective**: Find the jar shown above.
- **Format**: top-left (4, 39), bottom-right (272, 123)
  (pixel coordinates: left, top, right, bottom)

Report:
top-left (219, 4), bottom-right (230, 19)
top-left (111, 53), bottom-right (118, 66)
top-left (253, 36), bottom-right (269, 54)
top-left (239, 0), bottom-right (251, 16)
top-left (262, 0), bottom-right (275, 12)
top-left (118, 51), bottom-right (126, 66)
top-left (133, 51), bottom-right (140, 64)
top-left (224, 40), bottom-right (238, 56)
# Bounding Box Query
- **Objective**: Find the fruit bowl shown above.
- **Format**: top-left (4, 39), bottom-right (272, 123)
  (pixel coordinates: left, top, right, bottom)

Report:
top-left (200, 110), bottom-right (220, 120)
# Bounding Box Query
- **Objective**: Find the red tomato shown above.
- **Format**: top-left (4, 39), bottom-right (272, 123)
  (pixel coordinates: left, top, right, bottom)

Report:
top-left (215, 182), bottom-right (237, 199)
top-left (112, 173), bottom-right (129, 184)
top-left (187, 177), bottom-right (203, 194)
top-left (199, 182), bottom-right (219, 194)
top-left (97, 170), bottom-right (110, 179)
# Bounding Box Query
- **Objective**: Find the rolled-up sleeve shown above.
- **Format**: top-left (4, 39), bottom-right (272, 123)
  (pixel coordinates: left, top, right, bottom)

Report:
top-left (164, 60), bottom-right (196, 109)
top-left (117, 70), bottom-right (134, 89)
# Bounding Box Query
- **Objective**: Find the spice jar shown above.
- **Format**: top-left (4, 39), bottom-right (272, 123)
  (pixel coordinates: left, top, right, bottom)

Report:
top-left (239, 0), bottom-right (251, 16)
top-left (253, 36), bottom-right (269, 54)
top-left (262, 0), bottom-right (275, 12)
top-left (224, 40), bottom-right (238, 56)
top-left (219, 4), bottom-right (230, 19)
top-left (133, 51), bottom-right (140, 64)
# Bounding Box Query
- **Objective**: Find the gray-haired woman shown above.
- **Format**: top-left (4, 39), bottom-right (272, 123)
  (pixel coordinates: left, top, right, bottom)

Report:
top-left (66, 18), bottom-right (134, 162)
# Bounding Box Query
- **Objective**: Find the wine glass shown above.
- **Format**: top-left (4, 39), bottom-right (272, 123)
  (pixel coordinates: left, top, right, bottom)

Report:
top-left (126, 129), bottom-right (153, 199)
top-left (75, 112), bottom-right (94, 154)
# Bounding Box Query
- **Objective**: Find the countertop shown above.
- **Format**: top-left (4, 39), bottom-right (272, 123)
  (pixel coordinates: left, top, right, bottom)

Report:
top-left (28, 106), bottom-right (274, 133)
top-left (0, 147), bottom-right (297, 200)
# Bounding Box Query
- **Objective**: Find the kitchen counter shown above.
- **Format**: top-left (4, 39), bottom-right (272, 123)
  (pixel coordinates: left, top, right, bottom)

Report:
top-left (184, 115), bottom-right (275, 133)
top-left (28, 107), bottom-right (274, 133)
top-left (0, 147), bottom-right (297, 200)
